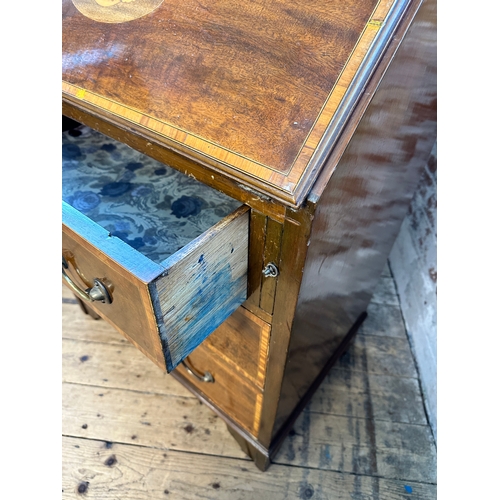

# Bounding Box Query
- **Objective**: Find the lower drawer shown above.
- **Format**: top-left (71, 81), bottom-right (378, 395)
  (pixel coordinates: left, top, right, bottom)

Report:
top-left (203, 306), bottom-right (271, 390)
top-left (173, 305), bottom-right (270, 437)
top-left (176, 342), bottom-right (264, 437)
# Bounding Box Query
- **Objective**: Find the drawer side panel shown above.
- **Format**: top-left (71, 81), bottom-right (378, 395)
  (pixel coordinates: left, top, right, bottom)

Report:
top-left (153, 207), bottom-right (250, 370)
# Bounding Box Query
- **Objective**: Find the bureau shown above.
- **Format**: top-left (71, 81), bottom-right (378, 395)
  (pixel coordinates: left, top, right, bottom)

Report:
top-left (62, 0), bottom-right (436, 471)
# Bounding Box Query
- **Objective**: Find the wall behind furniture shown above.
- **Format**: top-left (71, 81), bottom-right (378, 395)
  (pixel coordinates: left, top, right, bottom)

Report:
top-left (388, 142), bottom-right (437, 442)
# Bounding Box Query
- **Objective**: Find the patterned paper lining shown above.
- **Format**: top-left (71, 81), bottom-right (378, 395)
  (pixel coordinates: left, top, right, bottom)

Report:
top-left (62, 125), bottom-right (241, 264)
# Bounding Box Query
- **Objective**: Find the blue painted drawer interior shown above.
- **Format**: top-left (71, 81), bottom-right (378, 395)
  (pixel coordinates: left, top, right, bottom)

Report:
top-left (62, 125), bottom-right (249, 372)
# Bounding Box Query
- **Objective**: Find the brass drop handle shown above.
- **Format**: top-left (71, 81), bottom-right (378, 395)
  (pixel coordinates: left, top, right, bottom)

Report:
top-left (181, 358), bottom-right (214, 383)
top-left (62, 257), bottom-right (112, 304)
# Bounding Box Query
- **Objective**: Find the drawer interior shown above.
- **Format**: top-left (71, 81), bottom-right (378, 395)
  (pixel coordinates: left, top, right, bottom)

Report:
top-left (63, 125), bottom-right (242, 265)
top-left (62, 123), bottom-right (249, 372)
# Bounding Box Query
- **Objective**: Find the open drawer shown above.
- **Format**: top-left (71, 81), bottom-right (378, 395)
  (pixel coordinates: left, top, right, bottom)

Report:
top-left (62, 125), bottom-right (249, 372)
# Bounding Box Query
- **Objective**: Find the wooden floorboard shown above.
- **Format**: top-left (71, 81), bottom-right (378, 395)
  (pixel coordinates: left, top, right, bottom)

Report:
top-left (62, 266), bottom-right (437, 499)
top-left (273, 411), bottom-right (436, 483)
top-left (63, 437), bottom-right (437, 500)
top-left (62, 339), bottom-right (188, 397)
top-left (306, 368), bottom-right (428, 425)
top-left (62, 382), bottom-right (248, 460)
top-left (360, 302), bottom-right (407, 339)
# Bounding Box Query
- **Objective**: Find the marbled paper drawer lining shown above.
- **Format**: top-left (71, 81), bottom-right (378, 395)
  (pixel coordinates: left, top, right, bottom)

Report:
top-left (62, 126), bottom-right (242, 264)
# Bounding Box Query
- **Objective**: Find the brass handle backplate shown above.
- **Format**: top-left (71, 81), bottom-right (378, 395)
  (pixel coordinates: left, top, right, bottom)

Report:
top-left (62, 256), bottom-right (112, 304)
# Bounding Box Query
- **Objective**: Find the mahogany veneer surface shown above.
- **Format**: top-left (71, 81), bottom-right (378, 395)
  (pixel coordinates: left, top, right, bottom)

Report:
top-left (62, 0), bottom-right (394, 203)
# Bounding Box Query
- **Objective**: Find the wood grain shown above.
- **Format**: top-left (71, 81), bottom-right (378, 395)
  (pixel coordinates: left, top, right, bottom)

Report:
top-left (273, 410), bottom-right (436, 483)
top-left (153, 206), bottom-right (249, 370)
top-left (174, 343), bottom-right (262, 437)
top-left (62, 0), bottom-right (406, 205)
top-left (62, 213), bottom-right (166, 369)
top-left (62, 100), bottom-right (288, 221)
top-left (62, 337), bottom-right (425, 426)
top-left (202, 307), bottom-right (271, 390)
top-left (257, 207), bottom-right (315, 447)
top-left (360, 301), bottom-right (407, 338)
top-left (62, 381), bottom-right (247, 458)
top-left (336, 334), bottom-right (418, 379)
top-left (64, 200), bottom-right (249, 372)
top-left (259, 218), bottom-right (283, 315)
top-left (62, 293), bottom-right (416, 409)
top-left (62, 286), bottom-right (133, 344)
top-left (245, 211), bottom-right (267, 309)
top-left (62, 0), bottom-right (378, 170)
top-left (62, 436), bottom-right (437, 500)
top-left (306, 367), bottom-right (427, 426)
top-left (62, 338), bottom-right (186, 397)
top-left (61, 0), bottom-right (437, 479)
top-left (63, 281), bottom-right (437, 492)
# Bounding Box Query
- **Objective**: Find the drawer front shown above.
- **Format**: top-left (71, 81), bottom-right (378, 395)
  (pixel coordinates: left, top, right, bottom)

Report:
top-left (176, 343), bottom-right (263, 437)
top-left (202, 307), bottom-right (271, 391)
top-left (63, 224), bottom-right (165, 367)
top-left (62, 202), bottom-right (249, 372)
top-left (174, 306), bottom-right (270, 437)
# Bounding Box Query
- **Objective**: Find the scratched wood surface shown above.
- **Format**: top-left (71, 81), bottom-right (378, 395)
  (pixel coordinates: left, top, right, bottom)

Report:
top-left (62, 263), bottom-right (437, 499)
